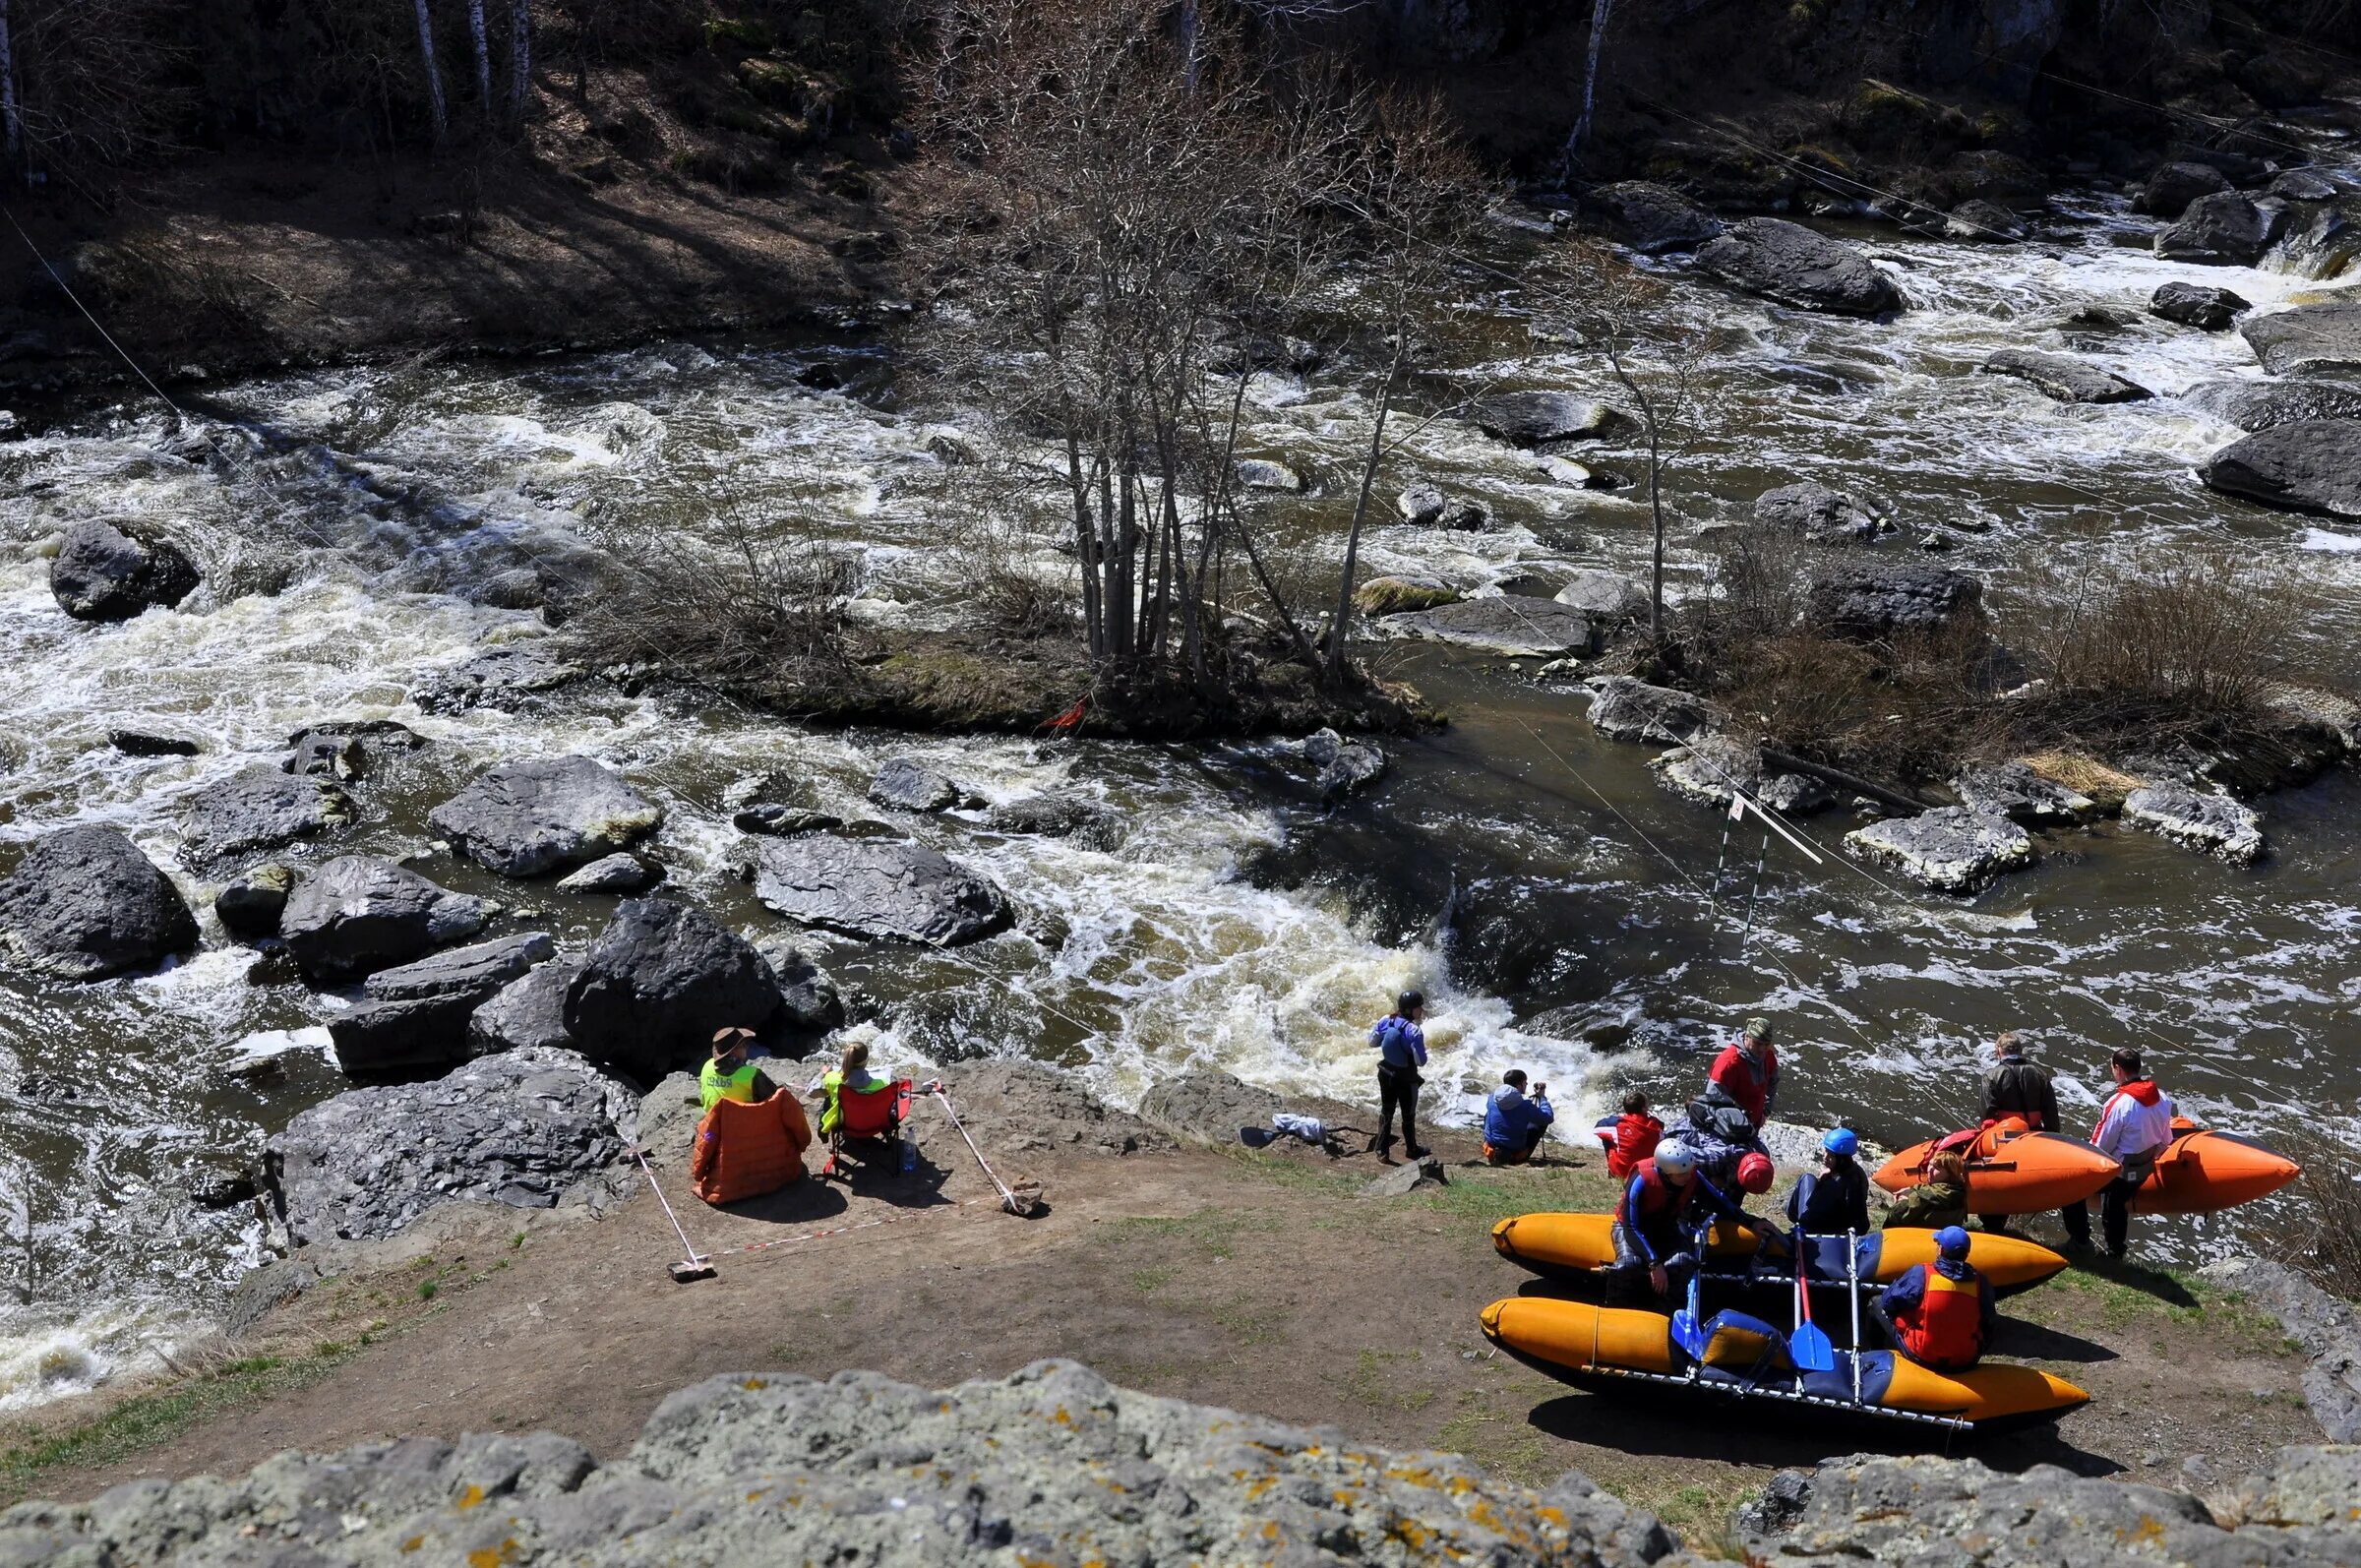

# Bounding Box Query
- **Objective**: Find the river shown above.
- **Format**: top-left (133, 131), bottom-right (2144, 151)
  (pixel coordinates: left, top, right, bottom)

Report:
top-left (1, 151), bottom-right (2357, 1411)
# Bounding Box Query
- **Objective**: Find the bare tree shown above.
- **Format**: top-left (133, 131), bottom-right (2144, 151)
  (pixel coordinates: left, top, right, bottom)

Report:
top-left (1565, 0), bottom-right (1615, 160)
top-left (467, 0), bottom-right (492, 110)
top-left (0, 0), bottom-right (18, 164)
top-left (507, 0), bottom-right (532, 126)
top-left (412, 0), bottom-right (449, 143)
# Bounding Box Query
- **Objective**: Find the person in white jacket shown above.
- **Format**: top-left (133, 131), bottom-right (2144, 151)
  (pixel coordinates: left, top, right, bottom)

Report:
top-left (2062, 1049), bottom-right (2176, 1258)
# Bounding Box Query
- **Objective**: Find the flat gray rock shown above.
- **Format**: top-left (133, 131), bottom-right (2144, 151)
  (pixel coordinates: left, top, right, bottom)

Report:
top-left (743, 834), bottom-right (1012, 946)
top-left (1980, 348), bottom-right (2149, 403)
top-left (2243, 302), bottom-right (2361, 377)
top-left (278, 855), bottom-right (497, 983)
top-left (1587, 180), bottom-right (1724, 253)
top-left (1698, 217), bottom-right (1903, 316)
top-left (412, 646), bottom-right (583, 714)
top-left (563, 899), bottom-right (783, 1081)
top-left (329, 933), bottom-right (558, 1076)
top-left (868, 757), bottom-right (966, 814)
top-left (179, 766), bottom-right (356, 869)
top-left (49, 518), bottom-right (200, 622)
top-left (1378, 595), bottom-right (1596, 657)
top-left (431, 756), bottom-right (664, 877)
top-left (2188, 379), bottom-right (2361, 432)
top-left (2124, 781), bottom-right (2264, 863)
top-left (0, 825), bottom-right (198, 981)
top-left (1469, 391), bottom-right (1619, 446)
top-left (1952, 761), bottom-right (2095, 825)
top-left (980, 792), bottom-right (1123, 850)
top-left (2203, 419), bottom-right (2361, 519)
top-left (469, 958), bottom-right (583, 1056)
top-left (1845, 807), bottom-right (2033, 893)
top-left (268, 1047), bottom-right (628, 1244)
top-left (1587, 676), bottom-right (1717, 745)
top-left (1234, 457), bottom-right (1302, 491)
top-left (1553, 570), bottom-right (1649, 621)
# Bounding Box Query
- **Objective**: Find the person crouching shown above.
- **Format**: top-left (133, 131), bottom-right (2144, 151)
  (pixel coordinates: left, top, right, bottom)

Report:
top-left (1483, 1070), bottom-right (1555, 1166)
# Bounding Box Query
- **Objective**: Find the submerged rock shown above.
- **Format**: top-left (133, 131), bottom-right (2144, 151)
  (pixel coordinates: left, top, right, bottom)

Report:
top-left (1979, 349), bottom-right (2149, 404)
top-left (981, 793), bottom-right (1122, 849)
top-left (431, 756), bottom-right (665, 878)
top-left (1302, 728), bottom-right (1387, 804)
top-left (0, 825), bottom-right (199, 981)
top-left (214, 862), bottom-right (297, 940)
top-left (742, 834), bottom-right (1012, 946)
top-left (107, 729), bottom-right (200, 757)
top-left (1845, 808), bottom-right (2033, 893)
top-left (563, 899), bottom-right (783, 1081)
top-left (329, 933), bottom-right (558, 1076)
top-left (412, 646), bottom-right (583, 714)
top-left (1697, 217), bottom-right (1903, 316)
top-left (49, 518), bottom-right (201, 622)
top-left (1586, 180), bottom-right (1725, 254)
top-left (1469, 392), bottom-right (1619, 446)
top-left (2156, 191), bottom-right (2271, 266)
top-left (1752, 481), bottom-right (1884, 543)
top-left (2202, 420), bottom-right (2361, 519)
top-left (1951, 761), bottom-right (2096, 826)
top-left (2149, 281), bottom-right (2251, 332)
top-left (1652, 736), bottom-right (1831, 814)
top-left (269, 1047), bottom-right (627, 1244)
top-left (868, 757), bottom-right (968, 814)
top-left (179, 766), bottom-right (356, 869)
top-left (2123, 782), bottom-right (2264, 864)
top-left (2242, 301), bottom-right (2361, 378)
top-left (1805, 562), bottom-right (1982, 640)
top-left (278, 856), bottom-right (497, 983)
top-left (1945, 200), bottom-right (2027, 242)
top-left (1354, 574), bottom-right (1460, 615)
top-left (283, 719), bottom-right (425, 781)
top-left (1234, 457), bottom-right (1302, 492)
top-left (1376, 596), bottom-right (1596, 658)
top-left (734, 805), bottom-right (844, 837)
top-left (1587, 677), bottom-right (1717, 745)
top-left (2187, 379), bottom-right (2361, 433)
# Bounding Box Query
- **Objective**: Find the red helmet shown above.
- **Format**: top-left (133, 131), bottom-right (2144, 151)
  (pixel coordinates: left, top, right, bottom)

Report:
top-left (1736, 1151), bottom-right (1776, 1194)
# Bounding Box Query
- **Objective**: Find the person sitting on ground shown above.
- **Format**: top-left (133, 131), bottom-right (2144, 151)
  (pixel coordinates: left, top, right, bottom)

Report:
top-left (1605, 1089), bottom-right (1664, 1180)
top-left (1368, 990), bottom-right (1429, 1161)
top-left (2062, 1048), bottom-right (2176, 1259)
top-left (1873, 1226), bottom-right (1995, 1373)
top-left (1610, 1138), bottom-right (1746, 1306)
top-left (811, 1039), bottom-right (893, 1141)
top-left (1788, 1126), bottom-right (1872, 1236)
top-left (699, 1027), bottom-right (778, 1113)
top-left (1709, 1016), bottom-right (1780, 1131)
top-left (1882, 1149), bottom-right (1969, 1231)
top-left (1483, 1070), bottom-right (1556, 1166)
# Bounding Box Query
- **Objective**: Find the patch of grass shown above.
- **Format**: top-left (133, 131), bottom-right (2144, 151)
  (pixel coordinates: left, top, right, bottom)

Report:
top-left (1433, 1402), bottom-right (1554, 1489)
top-left (2031, 1263), bottom-right (2297, 1357)
top-left (1342, 1349), bottom-right (1434, 1415)
top-left (416, 1280), bottom-right (439, 1301)
top-left (0, 1340), bottom-right (359, 1505)
top-left (1129, 1265), bottom-right (1179, 1294)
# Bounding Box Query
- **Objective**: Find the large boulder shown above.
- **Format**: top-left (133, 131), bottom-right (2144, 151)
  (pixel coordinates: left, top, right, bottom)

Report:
top-left (283, 719), bottom-right (425, 781)
top-left (278, 856), bottom-right (498, 983)
top-left (2124, 782), bottom-right (2264, 864)
top-left (1752, 481), bottom-right (1884, 543)
top-left (468, 958), bottom-right (583, 1056)
top-left (1951, 761), bottom-right (2096, 825)
top-left (2149, 281), bottom-right (2251, 332)
top-left (2188, 379), bottom-right (2361, 432)
top-left (2156, 191), bottom-right (2272, 266)
top-left (1979, 349), bottom-right (2149, 404)
top-left (741, 834), bottom-right (1012, 946)
top-left (1805, 562), bottom-right (1982, 640)
top-left (268, 1047), bottom-right (628, 1245)
top-left (980, 792), bottom-right (1123, 851)
top-left (411, 646), bottom-right (583, 715)
top-left (1234, 457), bottom-right (1302, 492)
top-left (752, 936), bottom-right (846, 1034)
top-left (2138, 158), bottom-right (2233, 218)
top-left (0, 825), bottom-right (198, 980)
top-left (1136, 1068), bottom-right (1285, 1142)
top-left (868, 757), bottom-right (967, 814)
top-left (48, 519), bottom-right (201, 622)
top-left (1374, 596), bottom-right (1596, 658)
top-left (1587, 677), bottom-right (1717, 745)
top-left (2202, 420), bottom-right (2361, 519)
top-left (178, 766), bottom-right (356, 870)
top-left (1697, 218), bottom-right (1903, 316)
top-left (0, 1363), bottom-right (1686, 1567)
top-left (1845, 808), bottom-right (2033, 894)
top-left (563, 899), bottom-right (783, 1080)
top-left (327, 933), bottom-right (558, 1076)
top-left (1553, 570), bottom-right (1649, 622)
top-left (2243, 302), bottom-right (2361, 378)
top-left (1944, 200), bottom-right (2027, 243)
top-left (430, 756), bottom-right (664, 878)
top-left (1469, 391), bottom-right (1619, 447)
top-left (1586, 180), bottom-right (1725, 254)
top-left (935, 1059), bottom-right (1169, 1158)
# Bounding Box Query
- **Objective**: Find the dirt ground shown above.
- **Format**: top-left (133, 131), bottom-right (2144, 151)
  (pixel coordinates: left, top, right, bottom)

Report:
top-left (10, 1107), bottom-right (2317, 1556)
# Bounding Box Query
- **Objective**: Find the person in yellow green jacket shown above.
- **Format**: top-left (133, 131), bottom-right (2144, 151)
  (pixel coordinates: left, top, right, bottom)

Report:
top-left (699, 1027), bottom-right (779, 1113)
top-left (812, 1039), bottom-right (892, 1139)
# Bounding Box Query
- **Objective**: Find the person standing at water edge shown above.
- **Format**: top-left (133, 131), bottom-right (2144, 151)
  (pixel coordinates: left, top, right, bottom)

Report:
top-left (1483, 1070), bottom-right (1555, 1166)
top-left (2064, 1049), bottom-right (2175, 1258)
top-left (1976, 1030), bottom-right (2058, 1234)
top-left (1369, 991), bottom-right (1428, 1160)
top-left (1709, 1016), bottom-right (1780, 1130)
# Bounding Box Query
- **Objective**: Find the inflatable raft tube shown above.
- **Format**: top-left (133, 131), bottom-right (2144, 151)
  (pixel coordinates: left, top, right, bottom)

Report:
top-left (2133, 1125), bottom-right (2301, 1215)
top-left (1873, 1124), bottom-right (2118, 1214)
top-left (1490, 1214), bottom-right (2067, 1294)
top-left (1481, 1296), bottom-right (2089, 1432)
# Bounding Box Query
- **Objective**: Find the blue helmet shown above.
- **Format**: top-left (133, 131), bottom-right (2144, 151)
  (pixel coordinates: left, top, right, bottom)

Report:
top-left (1934, 1226), bottom-right (1971, 1257)
top-left (1822, 1126), bottom-right (1859, 1158)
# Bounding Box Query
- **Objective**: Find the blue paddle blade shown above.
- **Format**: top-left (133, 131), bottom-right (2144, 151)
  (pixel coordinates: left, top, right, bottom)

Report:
top-left (1672, 1305), bottom-right (1706, 1357)
top-left (1791, 1319), bottom-right (1836, 1372)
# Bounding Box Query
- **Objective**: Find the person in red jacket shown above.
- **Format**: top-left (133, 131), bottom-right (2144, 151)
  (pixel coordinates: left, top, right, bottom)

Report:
top-left (1872, 1226), bottom-right (1995, 1373)
top-left (1605, 1089), bottom-right (1664, 1179)
top-left (1709, 1016), bottom-right (1780, 1130)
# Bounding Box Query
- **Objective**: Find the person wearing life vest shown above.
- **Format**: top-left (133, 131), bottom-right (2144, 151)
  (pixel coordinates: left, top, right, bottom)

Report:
top-left (2063, 1048), bottom-right (2176, 1257)
top-left (1604, 1090), bottom-right (1664, 1180)
top-left (1483, 1070), bottom-right (1555, 1165)
top-left (1787, 1126), bottom-right (1871, 1236)
top-left (1369, 991), bottom-right (1429, 1162)
top-left (1709, 1016), bottom-right (1780, 1131)
top-left (699, 1027), bottom-right (778, 1113)
top-left (811, 1039), bottom-right (892, 1140)
top-left (1611, 1139), bottom-right (1744, 1303)
top-left (1874, 1226), bottom-right (1996, 1372)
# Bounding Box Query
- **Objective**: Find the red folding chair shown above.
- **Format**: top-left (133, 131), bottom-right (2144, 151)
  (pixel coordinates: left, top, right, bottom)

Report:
top-left (820, 1077), bottom-right (914, 1179)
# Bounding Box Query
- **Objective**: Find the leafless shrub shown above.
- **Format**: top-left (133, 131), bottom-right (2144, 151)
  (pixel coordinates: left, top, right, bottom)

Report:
top-left (2268, 1141), bottom-right (2361, 1302)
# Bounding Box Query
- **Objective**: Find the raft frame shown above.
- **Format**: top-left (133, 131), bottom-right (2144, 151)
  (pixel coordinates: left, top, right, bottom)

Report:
top-left (1491, 1339), bottom-right (1975, 1434)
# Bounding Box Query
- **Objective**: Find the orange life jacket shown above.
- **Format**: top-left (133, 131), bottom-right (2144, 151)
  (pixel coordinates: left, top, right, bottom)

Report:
top-left (690, 1089), bottom-right (813, 1205)
top-left (1894, 1263), bottom-right (1985, 1370)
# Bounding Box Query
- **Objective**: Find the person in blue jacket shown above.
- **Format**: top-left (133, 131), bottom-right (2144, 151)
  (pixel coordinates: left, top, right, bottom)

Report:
top-left (1369, 990), bottom-right (1428, 1161)
top-left (1483, 1069), bottom-right (1555, 1165)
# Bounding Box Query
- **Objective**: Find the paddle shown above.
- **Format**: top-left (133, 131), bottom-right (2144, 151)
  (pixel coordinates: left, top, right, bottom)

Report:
top-left (1670, 1223), bottom-right (1709, 1357)
top-left (1790, 1229), bottom-right (1835, 1371)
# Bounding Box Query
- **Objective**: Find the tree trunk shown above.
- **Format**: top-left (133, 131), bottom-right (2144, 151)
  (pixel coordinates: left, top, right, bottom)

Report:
top-left (468, 0), bottom-right (492, 109)
top-left (0, 0), bottom-right (18, 164)
top-left (508, 0), bottom-right (532, 125)
top-left (413, 0), bottom-right (450, 143)
top-left (1567, 0), bottom-right (1615, 159)
top-left (1230, 502), bottom-right (1322, 676)
top-left (1646, 418), bottom-right (1665, 646)
top-left (1323, 343), bottom-right (1404, 685)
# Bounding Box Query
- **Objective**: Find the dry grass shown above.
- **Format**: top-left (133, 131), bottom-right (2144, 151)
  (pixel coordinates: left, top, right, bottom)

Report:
top-left (2270, 1144), bottom-right (2361, 1303)
top-left (2021, 751), bottom-right (2142, 808)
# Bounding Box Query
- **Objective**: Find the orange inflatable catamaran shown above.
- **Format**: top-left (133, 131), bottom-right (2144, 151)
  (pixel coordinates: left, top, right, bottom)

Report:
top-left (1874, 1117), bottom-right (2298, 1216)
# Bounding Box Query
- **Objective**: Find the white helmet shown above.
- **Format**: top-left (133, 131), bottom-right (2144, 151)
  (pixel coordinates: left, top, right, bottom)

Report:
top-left (1653, 1139), bottom-right (1697, 1179)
